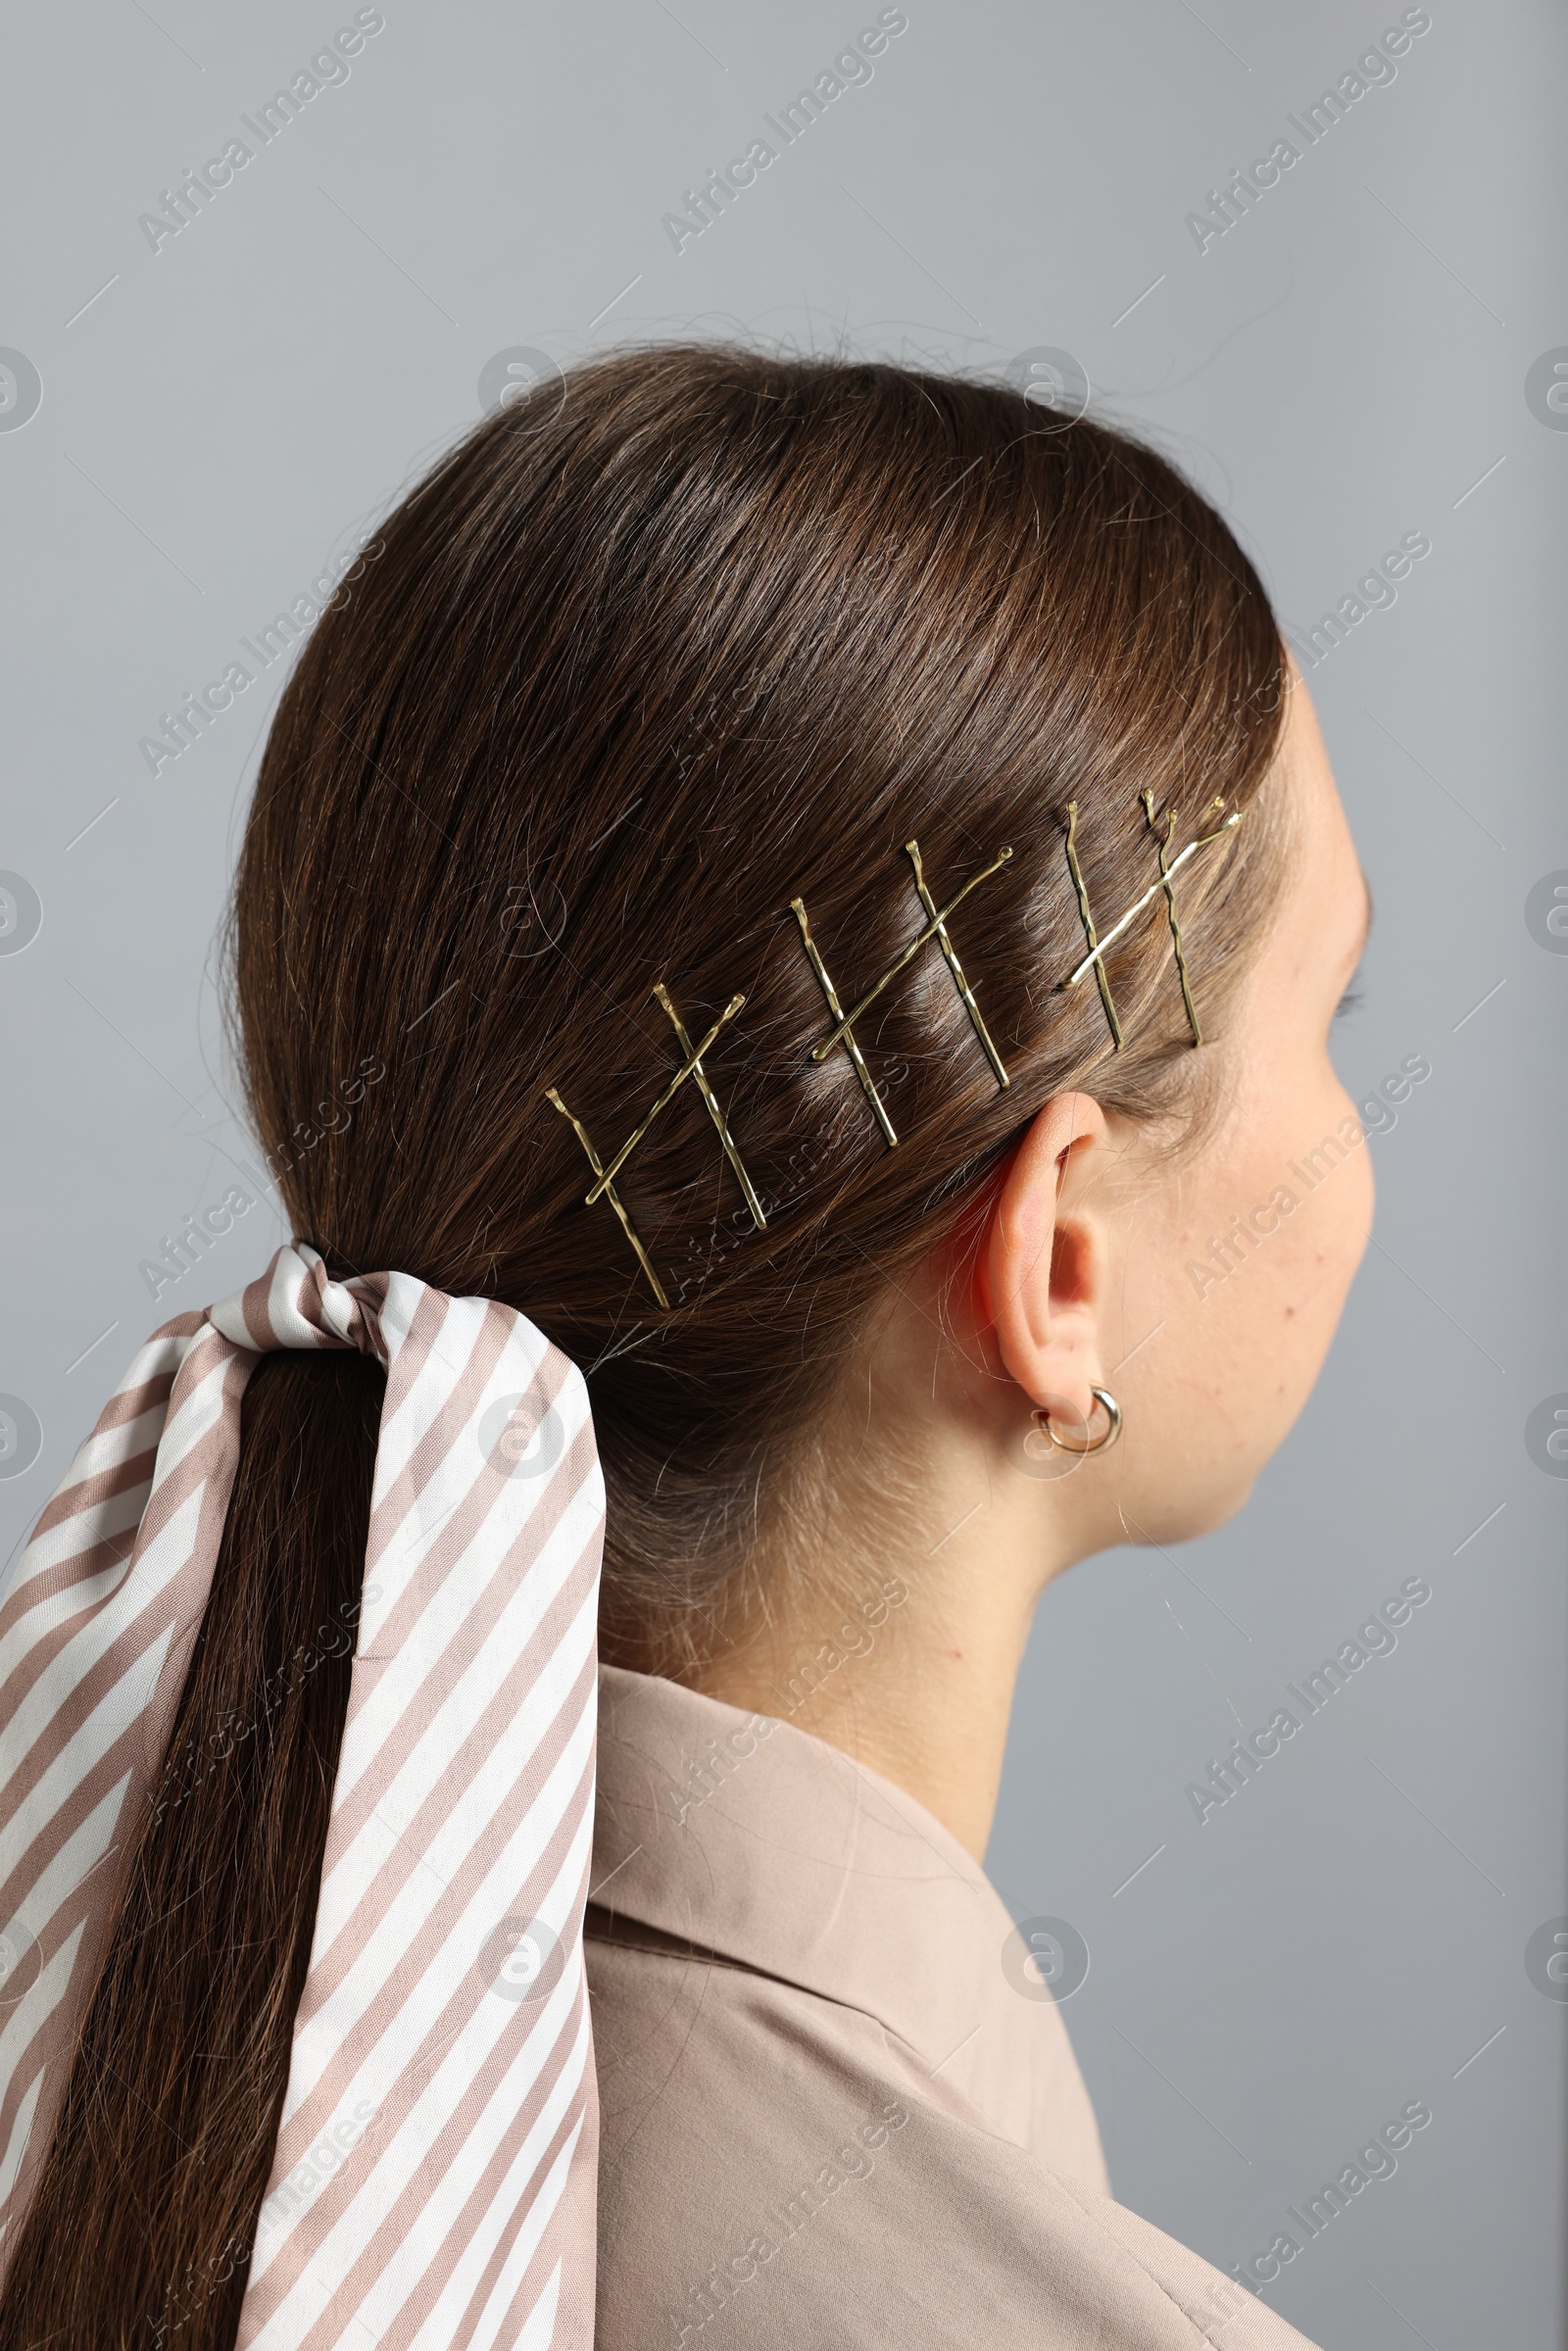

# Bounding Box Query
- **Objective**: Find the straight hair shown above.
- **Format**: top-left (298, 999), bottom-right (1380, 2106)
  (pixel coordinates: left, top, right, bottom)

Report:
top-left (0, 343), bottom-right (1287, 2341)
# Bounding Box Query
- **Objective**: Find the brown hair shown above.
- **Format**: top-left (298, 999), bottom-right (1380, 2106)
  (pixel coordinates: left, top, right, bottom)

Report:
top-left (0, 343), bottom-right (1286, 2341)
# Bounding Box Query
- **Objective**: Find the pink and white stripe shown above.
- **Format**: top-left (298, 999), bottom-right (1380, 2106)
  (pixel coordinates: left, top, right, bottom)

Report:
top-left (0, 1242), bottom-right (604, 2347)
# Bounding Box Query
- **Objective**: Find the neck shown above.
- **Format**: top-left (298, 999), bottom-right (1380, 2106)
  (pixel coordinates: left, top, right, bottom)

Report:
top-left (689, 1475), bottom-right (1070, 1862)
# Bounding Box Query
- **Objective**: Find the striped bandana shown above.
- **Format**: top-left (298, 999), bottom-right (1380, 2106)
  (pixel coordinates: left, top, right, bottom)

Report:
top-left (0, 1242), bottom-right (604, 2347)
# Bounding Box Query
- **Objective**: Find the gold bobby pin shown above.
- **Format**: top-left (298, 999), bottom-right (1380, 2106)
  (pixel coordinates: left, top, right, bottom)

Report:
top-left (904, 841), bottom-right (1011, 1090)
top-left (1142, 791), bottom-right (1228, 1044)
top-left (546, 985), bottom-right (762, 1308)
top-left (791, 898), bottom-right (897, 1146)
top-left (1063, 797), bottom-right (1243, 1049)
top-left (1062, 801), bottom-right (1123, 1052)
top-left (545, 1087), bottom-right (670, 1308)
top-left (649, 983), bottom-right (767, 1230)
top-left (794, 841), bottom-right (1012, 1147)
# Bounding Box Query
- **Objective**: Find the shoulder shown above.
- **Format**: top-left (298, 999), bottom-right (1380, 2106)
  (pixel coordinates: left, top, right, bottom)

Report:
top-left (587, 1928), bottom-right (1319, 2351)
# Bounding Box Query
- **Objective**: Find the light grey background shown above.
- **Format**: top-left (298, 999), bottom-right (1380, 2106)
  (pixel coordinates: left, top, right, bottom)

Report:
top-left (1, 2), bottom-right (1562, 2344)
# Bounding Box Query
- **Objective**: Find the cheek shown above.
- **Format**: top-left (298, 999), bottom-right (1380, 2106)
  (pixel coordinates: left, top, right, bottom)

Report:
top-left (1122, 1067), bottom-right (1372, 1452)
top-left (1260, 1149), bottom-right (1369, 1335)
top-left (1216, 1082), bottom-right (1373, 1398)
top-left (1276, 1083), bottom-right (1374, 1297)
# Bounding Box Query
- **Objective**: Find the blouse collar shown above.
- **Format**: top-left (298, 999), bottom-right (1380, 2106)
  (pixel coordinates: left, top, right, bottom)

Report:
top-left (589, 1664), bottom-right (1107, 2185)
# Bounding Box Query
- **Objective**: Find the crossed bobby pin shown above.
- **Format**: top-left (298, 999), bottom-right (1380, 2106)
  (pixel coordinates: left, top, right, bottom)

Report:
top-left (547, 794), bottom-right (1244, 1306)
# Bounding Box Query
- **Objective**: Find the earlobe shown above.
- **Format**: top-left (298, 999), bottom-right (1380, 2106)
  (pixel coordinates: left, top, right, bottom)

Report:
top-left (984, 1093), bottom-right (1110, 1428)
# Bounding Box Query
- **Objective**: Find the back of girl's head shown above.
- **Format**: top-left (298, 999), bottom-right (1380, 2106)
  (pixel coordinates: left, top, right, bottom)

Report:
top-left (1, 344), bottom-right (1293, 2347)
top-left (233, 340), bottom-right (1288, 1670)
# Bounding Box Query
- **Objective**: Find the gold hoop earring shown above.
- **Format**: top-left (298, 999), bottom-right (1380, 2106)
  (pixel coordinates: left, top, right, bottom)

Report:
top-left (1033, 1387), bottom-right (1123, 1457)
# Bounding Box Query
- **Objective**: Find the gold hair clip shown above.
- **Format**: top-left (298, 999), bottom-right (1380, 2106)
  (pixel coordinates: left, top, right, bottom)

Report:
top-left (546, 984), bottom-right (763, 1308)
top-left (1142, 790), bottom-right (1229, 1046)
top-left (792, 840), bottom-right (1012, 1147)
top-left (1063, 797), bottom-right (1243, 1050)
top-left (1062, 802), bottom-right (1122, 1051)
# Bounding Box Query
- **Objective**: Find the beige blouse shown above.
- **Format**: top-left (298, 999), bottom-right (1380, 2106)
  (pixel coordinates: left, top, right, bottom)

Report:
top-left (586, 1665), bottom-right (1320, 2348)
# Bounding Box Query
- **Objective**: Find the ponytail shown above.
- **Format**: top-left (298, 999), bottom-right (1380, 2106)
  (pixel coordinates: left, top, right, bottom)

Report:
top-left (0, 1351), bottom-right (381, 2345)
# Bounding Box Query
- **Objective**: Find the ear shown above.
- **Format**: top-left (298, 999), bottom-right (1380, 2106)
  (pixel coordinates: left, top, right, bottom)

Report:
top-left (979, 1093), bottom-right (1111, 1434)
